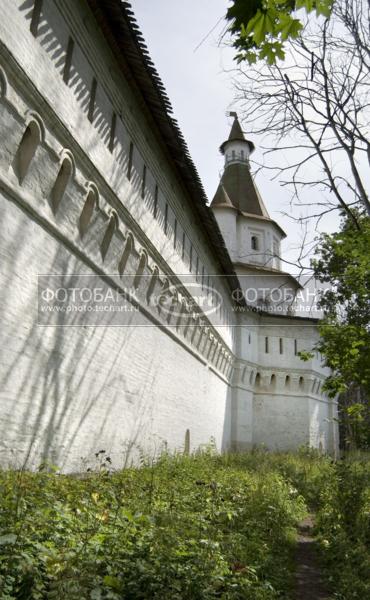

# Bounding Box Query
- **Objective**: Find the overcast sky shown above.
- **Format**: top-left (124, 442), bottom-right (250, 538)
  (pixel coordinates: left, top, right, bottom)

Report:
top-left (131, 1), bottom-right (339, 272)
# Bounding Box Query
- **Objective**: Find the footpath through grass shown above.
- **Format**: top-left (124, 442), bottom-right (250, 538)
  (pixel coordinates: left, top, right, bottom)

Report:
top-left (0, 449), bottom-right (369, 599)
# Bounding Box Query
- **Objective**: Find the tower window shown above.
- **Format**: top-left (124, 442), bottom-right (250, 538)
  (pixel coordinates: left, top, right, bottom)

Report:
top-left (265, 337), bottom-right (269, 353)
top-left (251, 236), bottom-right (259, 251)
top-left (294, 339), bottom-right (298, 355)
top-left (279, 338), bottom-right (283, 354)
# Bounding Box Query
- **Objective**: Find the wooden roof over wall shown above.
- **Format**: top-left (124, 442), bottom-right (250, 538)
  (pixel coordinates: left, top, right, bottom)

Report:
top-left (86, 0), bottom-right (243, 302)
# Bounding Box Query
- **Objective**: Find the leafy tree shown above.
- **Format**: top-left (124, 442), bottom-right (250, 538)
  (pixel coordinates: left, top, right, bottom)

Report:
top-left (226, 0), bottom-right (334, 64)
top-left (310, 215), bottom-right (370, 446)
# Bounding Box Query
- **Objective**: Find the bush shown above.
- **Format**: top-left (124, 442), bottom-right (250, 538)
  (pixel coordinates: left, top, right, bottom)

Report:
top-left (315, 453), bottom-right (370, 599)
top-left (0, 449), bottom-right (368, 599)
top-left (0, 451), bottom-right (306, 600)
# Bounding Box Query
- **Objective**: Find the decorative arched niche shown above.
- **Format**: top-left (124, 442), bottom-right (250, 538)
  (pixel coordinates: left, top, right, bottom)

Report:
top-left (12, 113), bottom-right (45, 183)
top-left (133, 249), bottom-right (148, 290)
top-left (50, 150), bottom-right (75, 213)
top-left (118, 232), bottom-right (135, 276)
top-left (101, 210), bottom-right (119, 261)
top-left (146, 265), bottom-right (159, 305)
top-left (79, 183), bottom-right (99, 238)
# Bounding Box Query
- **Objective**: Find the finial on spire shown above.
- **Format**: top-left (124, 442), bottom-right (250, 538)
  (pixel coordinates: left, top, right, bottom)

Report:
top-left (220, 113), bottom-right (255, 157)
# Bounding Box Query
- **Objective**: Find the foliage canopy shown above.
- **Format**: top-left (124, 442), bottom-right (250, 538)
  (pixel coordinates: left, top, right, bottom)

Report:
top-left (226, 0), bottom-right (334, 64)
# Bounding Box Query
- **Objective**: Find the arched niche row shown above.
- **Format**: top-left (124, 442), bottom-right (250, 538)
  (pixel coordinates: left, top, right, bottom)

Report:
top-left (270, 373), bottom-right (276, 387)
top-left (100, 210), bottom-right (119, 261)
top-left (50, 150), bottom-right (75, 213)
top-left (118, 232), bottom-right (135, 276)
top-left (12, 114), bottom-right (44, 183)
top-left (133, 249), bottom-right (148, 290)
top-left (79, 183), bottom-right (99, 238)
top-left (285, 375), bottom-right (291, 389)
top-left (299, 376), bottom-right (304, 390)
top-left (255, 372), bottom-right (261, 387)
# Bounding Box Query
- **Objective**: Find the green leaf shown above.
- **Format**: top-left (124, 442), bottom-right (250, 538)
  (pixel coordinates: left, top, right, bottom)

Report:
top-left (0, 534), bottom-right (17, 545)
top-left (103, 575), bottom-right (121, 590)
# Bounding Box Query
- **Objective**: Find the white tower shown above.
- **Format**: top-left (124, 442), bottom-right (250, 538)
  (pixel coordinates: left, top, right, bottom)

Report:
top-left (211, 113), bottom-right (300, 313)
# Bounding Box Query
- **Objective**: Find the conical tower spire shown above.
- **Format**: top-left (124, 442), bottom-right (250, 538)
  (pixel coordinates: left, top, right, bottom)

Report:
top-left (211, 113), bottom-right (269, 217)
top-left (220, 112), bottom-right (254, 155)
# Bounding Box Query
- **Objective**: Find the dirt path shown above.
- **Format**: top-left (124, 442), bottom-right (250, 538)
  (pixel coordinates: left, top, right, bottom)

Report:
top-left (294, 516), bottom-right (331, 600)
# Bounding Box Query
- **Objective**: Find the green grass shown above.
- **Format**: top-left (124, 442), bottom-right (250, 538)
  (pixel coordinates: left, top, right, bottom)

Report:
top-left (0, 448), bottom-right (368, 599)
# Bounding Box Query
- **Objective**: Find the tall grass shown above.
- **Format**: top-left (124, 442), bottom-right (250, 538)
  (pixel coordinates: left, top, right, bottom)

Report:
top-left (0, 449), bottom-right (368, 599)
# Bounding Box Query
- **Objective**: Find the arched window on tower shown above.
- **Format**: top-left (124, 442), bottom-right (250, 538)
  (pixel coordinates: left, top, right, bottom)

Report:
top-left (251, 236), bottom-right (259, 251)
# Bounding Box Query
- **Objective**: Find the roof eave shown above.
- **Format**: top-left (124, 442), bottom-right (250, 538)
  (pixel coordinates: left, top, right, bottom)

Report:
top-left (86, 0), bottom-right (245, 302)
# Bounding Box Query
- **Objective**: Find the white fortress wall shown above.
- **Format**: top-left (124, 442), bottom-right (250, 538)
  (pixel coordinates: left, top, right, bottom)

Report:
top-left (0, 0), bottom-right (235, 470)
